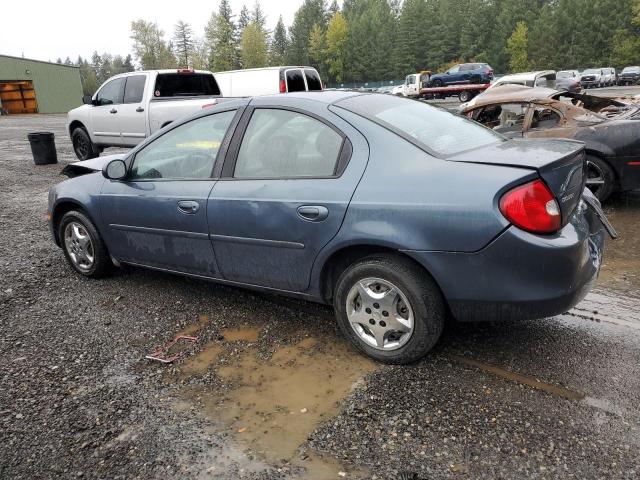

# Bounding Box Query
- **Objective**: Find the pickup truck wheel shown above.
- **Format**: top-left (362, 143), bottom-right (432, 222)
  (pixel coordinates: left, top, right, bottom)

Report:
top-left (586, 155), bottom-right (615, 202)
top-left (72, 128), bottom-right (99, 161)
top-left (458, 90), bottom-right (473, 103)
top-left (333, 254), bottom-right (445, 364)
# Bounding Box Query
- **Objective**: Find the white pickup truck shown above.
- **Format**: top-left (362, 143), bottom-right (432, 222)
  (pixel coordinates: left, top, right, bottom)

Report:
top-left (67, 69), bottom-right (224, 160)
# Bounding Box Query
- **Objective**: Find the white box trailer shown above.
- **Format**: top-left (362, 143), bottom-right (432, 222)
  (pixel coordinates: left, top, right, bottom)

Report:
top-left (214, 66), bottom-right (323, 97)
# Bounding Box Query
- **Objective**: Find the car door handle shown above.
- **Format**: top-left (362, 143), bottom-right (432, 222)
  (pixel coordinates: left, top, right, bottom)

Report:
top-left (297, 205), bottom-right (329, 222)
top-left (136, 107), bottom-right (144, 113)
top-left (110, 108), bottom-right (118, 114)
top-left (177, 200), bottom-right (200, 214)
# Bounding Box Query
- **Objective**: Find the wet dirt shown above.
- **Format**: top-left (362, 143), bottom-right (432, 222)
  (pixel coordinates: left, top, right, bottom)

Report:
top-left (598, 192), bottom-right (640, 294)
top-left (172, 334), bottom-right (377, 478)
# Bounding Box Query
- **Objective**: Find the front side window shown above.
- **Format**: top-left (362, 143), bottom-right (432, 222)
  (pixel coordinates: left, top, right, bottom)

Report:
top-left (96, 78), bottom-right (124, 106)
top-left (123, 75), bottom-right (146, 103)
top-left (130, 110), bottom-right (236, 180)
top-left (234, 109), bottom-right (343, 178)
top-left (460, 64), bottom-right (474, 71)
top-left (470, 103), bottom-right (528, 133)
top-left (337, 94), bottom-right (502, 157)
top-left (530, 106), bottom-right (561, 129)
top-left (285, 69), bottom-right (306, 92)
top-left (447, 66), bottom-right (460, 74)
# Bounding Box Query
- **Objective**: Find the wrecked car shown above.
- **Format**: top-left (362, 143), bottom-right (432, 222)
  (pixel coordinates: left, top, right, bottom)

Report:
top-left (462, 85), bottom-right (640, 201)
top-left (48, 92), bottom-right (610, 364)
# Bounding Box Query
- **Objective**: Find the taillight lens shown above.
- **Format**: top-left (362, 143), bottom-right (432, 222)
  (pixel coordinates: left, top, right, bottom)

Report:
top-left (279, 79), bottom-right (287, 93)
top-left (499, 179), bottom-right (561, 234)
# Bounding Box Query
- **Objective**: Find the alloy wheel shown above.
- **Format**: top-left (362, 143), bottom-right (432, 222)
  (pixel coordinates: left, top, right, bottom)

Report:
top-left (64, 221), bottom-right (95, 271)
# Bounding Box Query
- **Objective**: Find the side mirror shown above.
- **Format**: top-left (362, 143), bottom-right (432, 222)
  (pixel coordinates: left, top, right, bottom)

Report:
top-left (82, 94), bottom-right (93, 105)
top-left (102, 159), bottom-right (127, 180)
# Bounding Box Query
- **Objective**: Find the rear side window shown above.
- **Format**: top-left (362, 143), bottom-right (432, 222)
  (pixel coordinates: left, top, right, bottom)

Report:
top-left (304, 69), bottom-right (323, 90)
top-left (336, 95), bottom-right (502, 156)
top-left (123, 75), bottom-right (146, 103)
top-left (285, 69), bottom-right (306, 92)
top-left (153, 73), bottom-right (220, 98)
top-left (234, 109), bottom-right (343, 178)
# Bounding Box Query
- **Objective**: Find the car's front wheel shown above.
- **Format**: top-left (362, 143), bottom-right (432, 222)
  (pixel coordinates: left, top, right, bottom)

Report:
top-left (71, 128), bottom-right (100, 161)
top-left (59, 210), bottom-right (112, 278)
top-left (333, 255), bottom-right (445, 364)
top-left (432, 79), bottom-right (443, 88)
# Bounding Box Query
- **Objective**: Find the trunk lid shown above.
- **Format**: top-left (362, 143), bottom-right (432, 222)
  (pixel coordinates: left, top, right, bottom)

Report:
top-left (449, 139), bottom-right (586, 226)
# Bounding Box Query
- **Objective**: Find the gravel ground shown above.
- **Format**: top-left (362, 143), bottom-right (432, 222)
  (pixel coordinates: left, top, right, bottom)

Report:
top-left (1, 114), bottom-right (639, 480)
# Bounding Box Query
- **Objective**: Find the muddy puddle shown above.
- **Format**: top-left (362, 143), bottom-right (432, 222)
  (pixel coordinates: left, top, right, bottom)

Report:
top-left (169, 325), bottom-right (377, 478)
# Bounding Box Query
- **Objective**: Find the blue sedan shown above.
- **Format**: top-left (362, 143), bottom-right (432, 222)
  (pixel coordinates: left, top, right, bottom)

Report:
top-left (48, 92), bottom-right (609, 364)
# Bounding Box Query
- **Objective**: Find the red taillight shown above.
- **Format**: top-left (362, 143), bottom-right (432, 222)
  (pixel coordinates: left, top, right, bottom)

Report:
top-left (178, 68), bottom-right (194, 74)
top-left (499, 179), bottom-right (561, 234)
top-left (279, 79), bottom-right (287, 93)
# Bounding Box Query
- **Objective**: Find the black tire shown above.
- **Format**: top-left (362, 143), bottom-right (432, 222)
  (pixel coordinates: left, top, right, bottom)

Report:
top-left (71, 128), bottom-right (100, 161)
top-left (585, 155), bottom-right (616, 202)
top-left (458, 90), bottom-right (472, 103)
top-left (58, 210), bottom-right (112, 278)
top-left (432, 79), bottom-right (443, 88)
top-left (333, 254), bottom-right (445, 364)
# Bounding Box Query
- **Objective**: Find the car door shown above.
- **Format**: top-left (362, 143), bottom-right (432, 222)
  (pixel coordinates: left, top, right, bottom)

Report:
top-left (207, 100), bottom-right (368, 292)
top-left (99, 108), bottom-right (241, 276)
top-left (444, 65), bottom-right (461, 84)
top-left (118, 74), bottom-right (149, 146)
top-left (91, 77), bottom-right (125, 145)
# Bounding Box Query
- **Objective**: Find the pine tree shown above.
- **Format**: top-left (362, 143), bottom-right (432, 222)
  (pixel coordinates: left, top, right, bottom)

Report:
top-left (241, 21), bottom-right (268, 68)
top-left (173, 20), bottom-right (194, 67)
top-left (251, 1), bottom-right (267, 30)
top-left (288, 0), bottom-right (328, 65)
top-left (269, 15), bottom-right (289, 66)
top-left (205, 0), bottom-right (239, 71)
top-left (238, 5), bottom-right (250, 30)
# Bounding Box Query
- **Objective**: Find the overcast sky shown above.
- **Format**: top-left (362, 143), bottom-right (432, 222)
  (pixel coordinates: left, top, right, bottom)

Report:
top-left (1, 0), bottom-right (308, 63)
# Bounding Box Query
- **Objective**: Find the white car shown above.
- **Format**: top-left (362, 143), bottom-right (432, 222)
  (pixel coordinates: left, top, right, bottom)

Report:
top-left (488, 70), bottom-right (556, 90)
top-left (214, 66), bottom-right (323, 97)
top-left (580, 69), bottom-right (604, 88)
top-left (67, 69), bottom-right (224, 160)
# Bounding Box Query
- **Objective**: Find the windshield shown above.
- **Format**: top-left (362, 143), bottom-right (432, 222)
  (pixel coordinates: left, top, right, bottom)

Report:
top-left (583, 69), bottom-right (600, 75)
top-left (622, 67), bottom-right (640, 73)
top-left (336, 94), bottom-right (503, 156)
top-left (557, 71), bottom-right (575, 78)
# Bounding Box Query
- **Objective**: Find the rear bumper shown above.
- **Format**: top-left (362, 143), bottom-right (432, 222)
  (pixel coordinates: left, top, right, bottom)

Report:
top-left (403, 204), bottom-right (605, 322)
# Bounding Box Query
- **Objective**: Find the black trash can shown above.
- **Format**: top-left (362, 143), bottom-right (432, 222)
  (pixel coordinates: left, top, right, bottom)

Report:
top-left (28, 132), bottom-right (58, 165)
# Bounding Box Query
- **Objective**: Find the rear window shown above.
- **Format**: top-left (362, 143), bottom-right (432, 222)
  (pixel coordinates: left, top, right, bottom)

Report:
top-left (153, 73), bottom-right (220, 98)
top-left (285, 69), bottom-right (306, 92)
top-left (304, 69), bottom-right (322, 91)
top-left (336, 94), bottom-right (503, 156)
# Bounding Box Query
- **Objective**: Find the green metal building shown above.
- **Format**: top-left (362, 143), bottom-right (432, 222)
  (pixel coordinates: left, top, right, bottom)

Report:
top-left (0, 54), bottom-right (83, 114)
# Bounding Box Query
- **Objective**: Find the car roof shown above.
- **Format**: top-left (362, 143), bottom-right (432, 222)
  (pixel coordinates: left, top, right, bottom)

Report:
top-left (495, 70), bottom-right (556, 82)
top-left (462, 85), bottom-right (559, 111)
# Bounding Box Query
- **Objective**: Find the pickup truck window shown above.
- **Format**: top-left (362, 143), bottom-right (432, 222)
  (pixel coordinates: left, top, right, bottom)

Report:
top-left (124, 75), bottom-right (146, 103)
top-left (153, 73), bottom-right (220, 98)
top-left (96, 78), bottom-right (124, 106)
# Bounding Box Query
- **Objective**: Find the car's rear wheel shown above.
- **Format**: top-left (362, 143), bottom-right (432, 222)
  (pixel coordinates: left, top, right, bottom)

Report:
top-left (333, 255), bottom-right (445, 364)
top-left (72, 128), bottom-right (100, 161)
top-left (59, 210), bottom-right (112, 278)
top-left (585, 155), bottom-right (615, 202)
